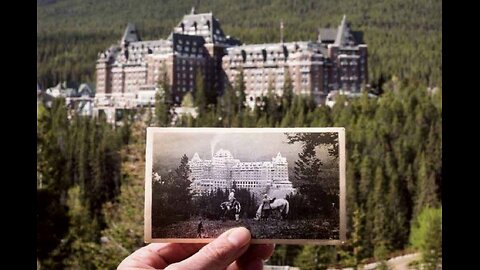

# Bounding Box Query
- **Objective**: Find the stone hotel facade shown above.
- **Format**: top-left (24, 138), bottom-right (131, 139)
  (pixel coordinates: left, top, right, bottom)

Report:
top-left (95, 8), bottom-right (367, 120)
top-left (188, 149), bottom-right (294, 195)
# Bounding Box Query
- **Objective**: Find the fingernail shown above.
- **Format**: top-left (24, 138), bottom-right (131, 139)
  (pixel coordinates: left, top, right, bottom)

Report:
top-left (227, 227), bottom-right (251, 248)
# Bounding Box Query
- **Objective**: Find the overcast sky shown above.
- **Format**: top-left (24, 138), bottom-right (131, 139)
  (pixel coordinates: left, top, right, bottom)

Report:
top-left (152, 131), bottom-right (335, 172)
top-left (153, 132), bottom-right (300, 163)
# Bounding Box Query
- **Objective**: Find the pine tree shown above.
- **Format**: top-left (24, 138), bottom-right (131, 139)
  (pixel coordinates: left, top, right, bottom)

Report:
top-left (409, 207), bottom-right (442, 270)
top-left (372, 166), bottom-right (391, 252)
top-left (234, 70), bottom-right (246, 113)
top-left (155, 64), bottom-right (172, 127)
top-left (265, 80), bottom-right (279, 126)
top-left (385, 153), bottom-right (409, 250)
top-left (414, 153), bottom-right (439, 217)
top-left (358, 156), bottom-right (373, 206)
top-left (173, 154), bottom-right (193, 218)
top-left (194, 69), bottom-right (207, 115)
top-left (294, 245), bottom-right (334, 270)
top-left (282, 70), bottom-right (294, 112)
top-left (351, 207), bottom-right (366, 264)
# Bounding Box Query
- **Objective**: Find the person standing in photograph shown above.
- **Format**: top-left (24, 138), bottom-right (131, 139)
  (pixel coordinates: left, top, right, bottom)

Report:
top-left (255, 194), bottom-right (273, 220)
top-left (228, 189), bottom-right (236, 204)
top-left (262, 194), bottom-right (273, 219)
top-left (197, 219), bottom-right (204, 238)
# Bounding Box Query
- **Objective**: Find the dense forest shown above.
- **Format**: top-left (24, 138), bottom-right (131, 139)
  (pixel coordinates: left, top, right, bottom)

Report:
top-left (37, 0), bottom-right (441, 89)
top-left (37, 0), bottom-right (442, 269)
top-left (37, 71), bottom-right (442, 268)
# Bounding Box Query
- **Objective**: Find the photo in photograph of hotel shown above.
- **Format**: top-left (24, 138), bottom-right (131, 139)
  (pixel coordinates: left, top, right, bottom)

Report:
top-left (145, 128), bottom-right (345, 244)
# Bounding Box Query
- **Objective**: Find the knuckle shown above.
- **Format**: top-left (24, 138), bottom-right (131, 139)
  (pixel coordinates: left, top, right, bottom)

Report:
top-left (202, 242), bottom-right (231, 264)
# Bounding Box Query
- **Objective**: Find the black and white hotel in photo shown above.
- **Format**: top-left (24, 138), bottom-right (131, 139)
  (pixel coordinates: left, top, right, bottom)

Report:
top-left (145, 128), bottom-right (345, 244)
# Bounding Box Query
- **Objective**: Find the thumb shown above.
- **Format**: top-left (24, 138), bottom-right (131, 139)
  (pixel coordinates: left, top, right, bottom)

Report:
top-left (166, 227), bottom-right (251, 270)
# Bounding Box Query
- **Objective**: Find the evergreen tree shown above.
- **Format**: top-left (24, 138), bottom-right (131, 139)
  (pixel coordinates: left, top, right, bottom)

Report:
top-left (372, 166), bottom-right (391, 252)
top-left (155, 64), bottom-right (172, 127)
top-left (385, 154), bottom-right (409, 250)
top-left (414, 153), bottom-right (439, 217)
top-left (282, 71), bottom-right (294, 112)
top-left (294, 245), bottom-right (334, 270)
top-left (409, 207), bottom-right (442, 270)
top-left (351, 207), bottom-right (366, 264)
top-left (234, 70), bottom-right (246, 113)
top-left (194, 69), bottom-right (207, 115)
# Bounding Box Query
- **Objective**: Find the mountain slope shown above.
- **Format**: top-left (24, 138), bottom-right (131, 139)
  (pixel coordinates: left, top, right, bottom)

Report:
top-left (37, 0), bottom-right (441, 89)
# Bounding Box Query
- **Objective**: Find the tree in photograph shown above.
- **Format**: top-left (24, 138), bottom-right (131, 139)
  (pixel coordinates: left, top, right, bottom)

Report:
top-left (286, 132), bottom-right (339, 216)
top-left (152, 154), bottom-right (193, 227)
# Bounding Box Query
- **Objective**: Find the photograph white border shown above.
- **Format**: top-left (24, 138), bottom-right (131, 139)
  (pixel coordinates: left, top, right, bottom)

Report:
top-left (144, 127), bottom-right (346, 245)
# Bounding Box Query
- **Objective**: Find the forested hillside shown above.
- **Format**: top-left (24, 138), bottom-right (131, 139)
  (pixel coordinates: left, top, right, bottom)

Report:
top-left (37, 0), bottom-right (441, 89)
top-left (37, 1), bottom-right (442, 269)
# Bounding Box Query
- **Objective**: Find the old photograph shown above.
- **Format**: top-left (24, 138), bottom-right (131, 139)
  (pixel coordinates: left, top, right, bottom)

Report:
top-left (145, 128), bottom-right (345, 244)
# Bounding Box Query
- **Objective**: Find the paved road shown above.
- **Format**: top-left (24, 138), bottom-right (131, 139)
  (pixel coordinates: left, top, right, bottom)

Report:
top-left (328, 253), bottom-right (421, 270)
top-left (386, 253), bottom-right (420, 270)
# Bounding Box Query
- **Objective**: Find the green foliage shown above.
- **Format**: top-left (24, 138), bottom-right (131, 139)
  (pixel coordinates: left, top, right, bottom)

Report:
top-left (37, 0), bottom-right (441, 89)
top-left (155, 64), bottom-right (173, 127)
top-left (410, 207), bottom-right (442, 270)
top-left (152, 155), bottom-right (193, 227)
top-left (181, 91), bottom-right (195, 107)
top-left (294, 245), bottom-right (336, 270)
top-left (194, 69), bottom-right (208, 114)
top-left (37, 99), bottom-right (125, 269)
top-left (37, 6), bottom-right (442, 259)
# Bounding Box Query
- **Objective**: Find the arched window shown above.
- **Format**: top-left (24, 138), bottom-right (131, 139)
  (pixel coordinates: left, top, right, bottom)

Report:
top-left (180, 23), bottom-right (185, 33)
top-left (193, 21), bottom-right (197, 31)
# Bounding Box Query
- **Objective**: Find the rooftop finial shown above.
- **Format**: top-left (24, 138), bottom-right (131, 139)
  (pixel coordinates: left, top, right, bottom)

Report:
top-left (191, 6), bottom-right (196, 14)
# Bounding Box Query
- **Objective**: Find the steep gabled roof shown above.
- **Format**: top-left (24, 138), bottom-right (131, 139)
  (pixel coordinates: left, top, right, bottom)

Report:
top-left (170, 11), bottom-right (239, 46)
top-left (122, 23), bottom-right (141, 44)
top-left (334, 15), bottom-right (348, 46)
top-left (334, 15), bottom-right (360, 46)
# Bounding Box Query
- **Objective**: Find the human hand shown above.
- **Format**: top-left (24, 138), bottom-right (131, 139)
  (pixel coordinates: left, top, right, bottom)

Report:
top-left (117, 227), bottom-right (275, 270)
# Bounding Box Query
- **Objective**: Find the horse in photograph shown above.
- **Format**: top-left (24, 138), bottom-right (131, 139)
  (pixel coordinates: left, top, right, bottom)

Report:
top-left (220, 200), bottom-right (241, 221)
top-left (255, 198), bottom-right (290, 220)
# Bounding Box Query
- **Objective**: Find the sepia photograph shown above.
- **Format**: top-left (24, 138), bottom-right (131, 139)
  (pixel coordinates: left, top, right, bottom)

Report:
top-left (145, 128), bottom-right (346, 244)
